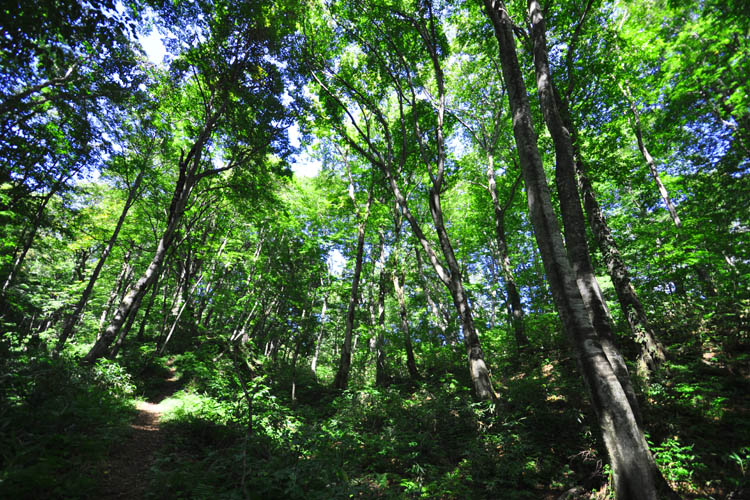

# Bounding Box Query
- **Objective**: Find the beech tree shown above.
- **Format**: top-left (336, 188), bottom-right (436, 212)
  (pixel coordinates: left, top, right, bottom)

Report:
top-left (83, 0), bottom-right (294, 362)
top-left (307, 0), bottom-right (500, 402)
top-left (2, 0), bottom-right (748, 497)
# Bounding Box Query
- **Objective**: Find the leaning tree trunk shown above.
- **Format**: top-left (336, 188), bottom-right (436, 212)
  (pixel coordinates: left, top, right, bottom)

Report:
top-left (109, 283), bottom-right (148, 358)
top-left (136, 265), bottom-right (163, 342)
top-left (620, 82), bottom-right (681, 228)
top-left (83, 98), bottom-right (230, 363)
top-left (83, 164), bottom-right (195, 363)
top-left (482, 1), bottom-right (676, 498)
top-left (415, 245), bottom-right (448, 340)
top-left (527, 0), bottom-right (640, 421)
top-left (620, 81), bottom-right (717, 297)
top-left (380, 159), bottom-right (499, 402)
top-left (96, 248), bottom-right (135, 339)
top-left (55, 169), bottom-right (144, 354)
top-left (392, 268), bottom-right (419, 380)
top-left (554, 15), bottom-right (667, 373)
top-left (1, 169), bottom-right (67, 295)
top-left (574, 147), bottom-right (667, 375)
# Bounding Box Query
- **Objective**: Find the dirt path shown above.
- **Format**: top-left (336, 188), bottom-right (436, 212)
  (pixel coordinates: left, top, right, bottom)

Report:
top-left (98, 365), bottom-right (181, 499)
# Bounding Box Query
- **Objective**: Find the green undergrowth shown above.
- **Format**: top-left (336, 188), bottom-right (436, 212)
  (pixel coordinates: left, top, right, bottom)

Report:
top-left (2, 328), bottom-right (747, 499)
top-left (0, 339), bottom-right (137, 499)
top-left (142, 338), bottom-right (750, 499)
top-left (143, 345), bottom-right (606, 499)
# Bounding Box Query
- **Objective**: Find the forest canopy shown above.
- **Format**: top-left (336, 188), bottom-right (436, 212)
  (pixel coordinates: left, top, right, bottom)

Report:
top-left (1, 0), bottom-right (748, 498)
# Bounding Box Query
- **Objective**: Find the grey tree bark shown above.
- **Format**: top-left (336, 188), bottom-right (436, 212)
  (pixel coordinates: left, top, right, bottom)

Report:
top-left (620, 82), bottom-right (682, 228)
top-left (414, 245), bottom-right (448, 341)
top-left (311, 3), bottom-right (497, 401)
top-left (84, 100), bottom-right (231, 363)
top-left (482, 1), bottom-right (676, 497)
top-left (391, 210), bottom-right (419, 380)
top-left (527, 0), bottom-right (640, 420)
top-left (55, 168), bottom-right (145, 355)
top-left (310, 294), bottom-right (328, 376)
top-left (375, 231), bottom-right (388, 387)
top-left (620, 81), bottom-right (717, 297)
top-left (574, 148), bottom-right (667, 374)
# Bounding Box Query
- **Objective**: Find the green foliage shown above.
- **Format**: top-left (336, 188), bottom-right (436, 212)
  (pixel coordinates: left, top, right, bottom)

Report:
top-left (0, 345), bottom-right (135, 499)
top-left (0, 0), bottom-right (748, 498)
top-left (649, 435), bottom-right (699, 488)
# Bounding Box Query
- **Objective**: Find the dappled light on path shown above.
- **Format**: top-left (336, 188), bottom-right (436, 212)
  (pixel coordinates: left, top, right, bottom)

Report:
top-left (98, 366), bottom-right (181, 499)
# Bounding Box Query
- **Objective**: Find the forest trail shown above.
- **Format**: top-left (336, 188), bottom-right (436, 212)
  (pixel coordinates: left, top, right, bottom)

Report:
top-left (97, 362), bottom-right (181, 499)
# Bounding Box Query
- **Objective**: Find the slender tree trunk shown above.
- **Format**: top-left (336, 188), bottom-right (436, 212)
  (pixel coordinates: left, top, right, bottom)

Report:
top-left (84, 164), bottom-right (195, 363)
top-left (83, 94), bottom-right (234, 363)
top-left (136, 267), bottom-right (161, 342)
top-left (616, 90), bottom-right (717, 297)
top-left (332, 189), bottom-right (372, 389)
top-left (96, 249), bottom-right (134, 339)
top-left (375, 231), bottom-right (388, 387)
top-left (1, 170), bottom-right (67, 294)
top-left (575, 151), bottom-right (667, 374)
top-left (555, 3), bottom-right (666, 370)
top-left (55, 170), bottom-right (144, 354)
top-left (313, 5), bottom-right (495, 400)
top-left (487, 165), bottom-right (530, 351)
top-left (620, 82), bottom-right (682, 228)
top-left (483, 2), bottom-right (676, 498)
top-left (382, 162), bottom-right (498, 401)
top-left (392, 269), bottom-right (419, 380)
top-left (195, 232), bottom-right (229, 324)
top-left (415, 245), bottom-right (448, 340)
top-left (311, 294), bottom-right (327, 376)
top-left (291, 309), bottom-right (307, 402)
top-left (109, 284), bottom-right (147, 358)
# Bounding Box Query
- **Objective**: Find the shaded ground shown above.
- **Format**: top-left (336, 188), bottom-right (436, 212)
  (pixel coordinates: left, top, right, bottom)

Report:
top-left (97, 363), bottom-right (182, 499)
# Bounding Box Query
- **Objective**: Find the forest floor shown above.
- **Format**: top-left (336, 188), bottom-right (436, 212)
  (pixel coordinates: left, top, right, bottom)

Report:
top-left (97, 360), bottom-right (181, 499)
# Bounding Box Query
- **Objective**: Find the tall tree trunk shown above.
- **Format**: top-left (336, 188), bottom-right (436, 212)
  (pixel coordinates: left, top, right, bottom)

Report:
top-left (311, 294), bottom-right (327, 376)
top-left (312, 4), bottom-right (495, 400)
top-left (482, 2), bottom-right (676, 498)
top-left (83, 95), bottom-right (235, 363)
top-left (55, 169), bottom-right (144, 354)
top-left (415, 245), bottom-right (448, 340)
top-left (619, 82), bottom-right (682, 228)
top-left (136, 266), bottom-right (161, 342)
top-left (291, 308), bottom-right (307, 402)
top-left (574, 148), bottom-right (667, 374)
top-left (527, 0), bottom-right (640, 420)
top-left (381, 159), bottom-right (498, 401)
top-left (392, 269), bottom-right (419, 380)
top-left (333, 169), bottom-right (373, 390)
top-left (620, 83), bottom-right (718, 297)
top-left (159, 262), bottom-right (209, 355)
top-left (96, 249), bottom-right (134, 339)
top-left (552, 7), bottom-right (666, 377)
top-left (109, 284), bottom-right (147, 358)
top-left (390, 208), bottom-right (419, 380)
top-left (84, 163), bottom-right (195, 363)
top-left (375, 231), bottom-right (388, 387)
top-left (487, 165), bottom-right (530, 351)
top-left (554, 6), bottom-right (666, 371)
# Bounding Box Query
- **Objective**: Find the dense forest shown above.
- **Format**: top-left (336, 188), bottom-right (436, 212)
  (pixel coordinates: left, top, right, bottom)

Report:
top-left (1, 0), bottom-right (748, 498)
